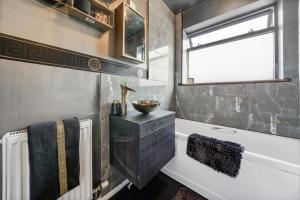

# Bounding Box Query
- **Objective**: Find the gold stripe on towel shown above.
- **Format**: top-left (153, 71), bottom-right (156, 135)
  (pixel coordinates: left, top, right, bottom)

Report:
top-left (56, 120), bottom-right (68, 196)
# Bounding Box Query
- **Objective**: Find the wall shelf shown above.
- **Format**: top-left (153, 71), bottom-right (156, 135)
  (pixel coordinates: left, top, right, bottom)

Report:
top-left (35, 0), bottom-right (114, 32)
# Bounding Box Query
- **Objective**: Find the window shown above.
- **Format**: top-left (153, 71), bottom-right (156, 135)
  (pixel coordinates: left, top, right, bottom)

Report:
top-left (185, 7), bottom-right (277, 84)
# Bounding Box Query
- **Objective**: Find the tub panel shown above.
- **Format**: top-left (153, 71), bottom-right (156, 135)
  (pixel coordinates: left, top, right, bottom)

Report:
top-left (161, 119), bottom-right (300, 200)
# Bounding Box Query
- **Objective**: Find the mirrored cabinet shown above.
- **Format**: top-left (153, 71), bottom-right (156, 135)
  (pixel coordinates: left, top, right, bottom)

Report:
top-left (115, 2), bottom-right (146, 63)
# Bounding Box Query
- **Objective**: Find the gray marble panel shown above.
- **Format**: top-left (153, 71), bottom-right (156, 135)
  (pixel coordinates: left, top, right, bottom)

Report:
top-left (283, 0), bottom-right (299, 80)
top-left (176, 82), bottom-right (300, 139)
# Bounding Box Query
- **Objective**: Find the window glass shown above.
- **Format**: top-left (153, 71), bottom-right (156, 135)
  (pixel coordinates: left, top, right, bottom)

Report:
top-left (190, 14), bottom-right (270, 47)
top-left (188, 33), bottom-right (275, 83)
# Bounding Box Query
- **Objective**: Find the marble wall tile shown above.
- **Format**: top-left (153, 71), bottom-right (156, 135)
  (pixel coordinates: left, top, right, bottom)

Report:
top-left (283, 0), bottom-right (299, 80)
top-left (149, 64), bottom-right (169, 83)
top-left (148, 0), bottom-right (175, 86)
top-left (176, 82), bottom-right (300, 139)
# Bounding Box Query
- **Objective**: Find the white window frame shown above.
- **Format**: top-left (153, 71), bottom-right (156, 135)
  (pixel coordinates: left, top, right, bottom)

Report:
top-left (184, 5), bottom-right (279, 84)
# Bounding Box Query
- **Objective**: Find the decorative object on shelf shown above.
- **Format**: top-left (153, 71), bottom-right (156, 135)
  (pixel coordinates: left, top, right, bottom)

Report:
top-left (132, 100), bottom-right (160, 114)
top-left (94, 11), bottom-right (109, 24)
top-left (34, 0), bottom-right (114, 31)
top-left (73, 0), bottom-right (91, 14)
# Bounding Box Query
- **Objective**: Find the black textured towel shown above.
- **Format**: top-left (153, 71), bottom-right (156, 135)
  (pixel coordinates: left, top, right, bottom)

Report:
top-left (27, 117), bottom-right (80, 200)
top-left (186, 134), bottom-right (244, 177)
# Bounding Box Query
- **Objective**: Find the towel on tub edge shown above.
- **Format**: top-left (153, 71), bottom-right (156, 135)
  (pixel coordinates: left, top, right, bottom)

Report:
top-left (186, 133), bottom-right (244, 177)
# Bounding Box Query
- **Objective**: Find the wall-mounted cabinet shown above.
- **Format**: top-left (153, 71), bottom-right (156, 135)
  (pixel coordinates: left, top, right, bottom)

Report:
top-left (35, 0), bottom-right (114, 31)
top-left (115, 2), bottom-right (146, 63)
top-left (110, 111), bottom-right (175, 189)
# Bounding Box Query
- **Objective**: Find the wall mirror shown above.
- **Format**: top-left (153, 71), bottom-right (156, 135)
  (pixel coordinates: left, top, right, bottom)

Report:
top-left (116, 2), bottom-right (146, 63)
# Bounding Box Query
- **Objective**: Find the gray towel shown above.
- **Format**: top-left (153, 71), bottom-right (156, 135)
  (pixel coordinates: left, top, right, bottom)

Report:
top-left (186, 133), bottom-right (244, 177)
top-left (27, 117), bottom-right (80, 200)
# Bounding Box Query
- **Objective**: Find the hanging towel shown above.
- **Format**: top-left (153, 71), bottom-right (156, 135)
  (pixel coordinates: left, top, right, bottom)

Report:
top-left (27, 117), bottom-right (80, 200)
top-left (186, 134), bottom-right (244, 177)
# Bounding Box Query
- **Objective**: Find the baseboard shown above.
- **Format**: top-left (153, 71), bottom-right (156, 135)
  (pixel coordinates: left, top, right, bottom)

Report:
top-left (161, 167), bottom-right (226, 200)
top-left (98, 179), bottom-right (130, 200)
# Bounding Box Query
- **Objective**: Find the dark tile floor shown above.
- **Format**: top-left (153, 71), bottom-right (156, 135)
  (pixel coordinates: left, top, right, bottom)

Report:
top-left (110, 172), bottom-right (207, 200)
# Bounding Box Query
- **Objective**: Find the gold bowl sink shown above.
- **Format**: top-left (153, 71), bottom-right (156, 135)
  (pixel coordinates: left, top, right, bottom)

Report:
top-left (132, 100), bottom-right (160, 114)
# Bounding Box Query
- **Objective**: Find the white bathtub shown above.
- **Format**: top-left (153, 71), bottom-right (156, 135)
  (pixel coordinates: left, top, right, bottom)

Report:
top-left (161, 118), bottom-right (300, 200)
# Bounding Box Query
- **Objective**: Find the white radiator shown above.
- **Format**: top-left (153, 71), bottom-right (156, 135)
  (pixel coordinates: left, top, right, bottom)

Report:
top-left (2, 119), bottom-right (93, 200)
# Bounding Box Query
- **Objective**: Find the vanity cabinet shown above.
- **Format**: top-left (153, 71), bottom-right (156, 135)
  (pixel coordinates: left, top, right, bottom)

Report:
top-left (110, 110), bottom-right (175, 189)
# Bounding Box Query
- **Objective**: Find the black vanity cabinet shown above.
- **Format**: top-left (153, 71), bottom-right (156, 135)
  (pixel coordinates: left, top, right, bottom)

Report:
top-left (110, 110), bottom-right (175, 189)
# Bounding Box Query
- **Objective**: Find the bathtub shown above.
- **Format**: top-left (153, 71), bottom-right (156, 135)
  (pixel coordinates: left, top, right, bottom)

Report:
top-left (161, 118), bottom-right (300, 200)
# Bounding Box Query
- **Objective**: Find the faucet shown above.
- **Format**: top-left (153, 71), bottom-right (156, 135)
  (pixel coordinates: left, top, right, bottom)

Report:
top-left (120, 82), bottom-right (136, 115)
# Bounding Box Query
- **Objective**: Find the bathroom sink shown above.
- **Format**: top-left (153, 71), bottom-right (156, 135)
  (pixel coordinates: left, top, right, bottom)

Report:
top-left (132, 100), bottom-right (160, 114)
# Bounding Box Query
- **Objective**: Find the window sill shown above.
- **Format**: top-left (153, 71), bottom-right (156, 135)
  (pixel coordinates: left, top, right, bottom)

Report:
top-left (178, 78), bottom-right (292, 86)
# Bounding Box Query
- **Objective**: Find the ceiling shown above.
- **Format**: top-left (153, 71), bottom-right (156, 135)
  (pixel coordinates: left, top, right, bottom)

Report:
top-left (162, 0), bottom-right (207, 14)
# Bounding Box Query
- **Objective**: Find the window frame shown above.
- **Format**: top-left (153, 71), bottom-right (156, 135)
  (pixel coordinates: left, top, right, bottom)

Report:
top-left (184, 5), bottom-right (280, 84)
